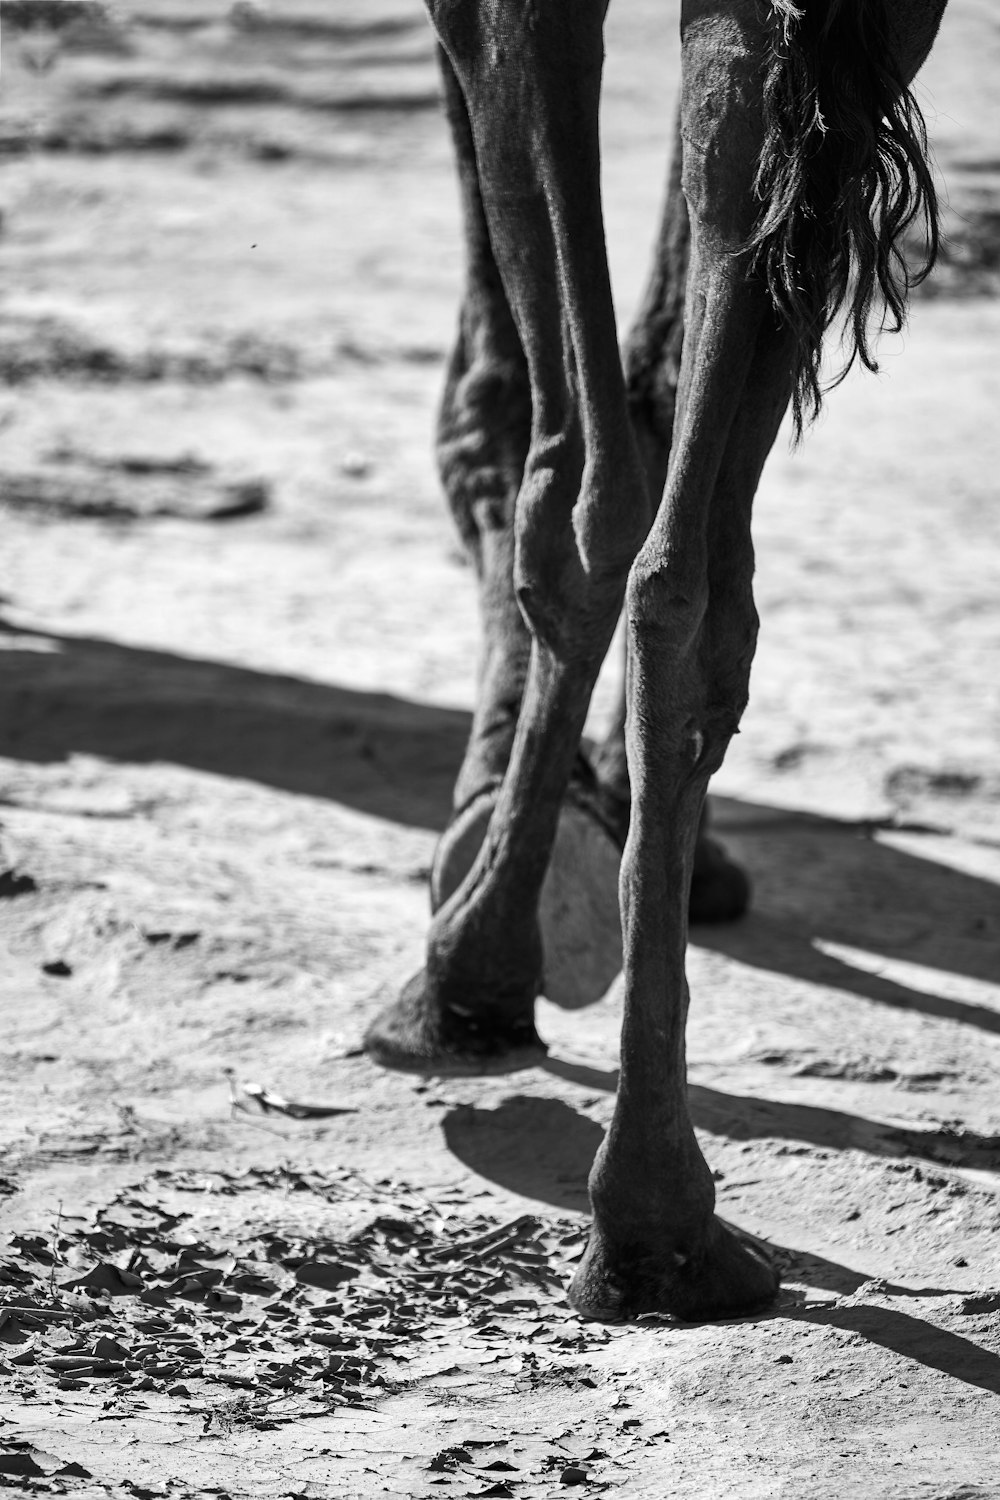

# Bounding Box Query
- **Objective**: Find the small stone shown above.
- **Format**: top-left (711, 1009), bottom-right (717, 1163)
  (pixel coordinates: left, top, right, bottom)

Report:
top-left (229, 0), bottom-right (270, 28)
top-left (560, 1466), bottom-right (588, 1485)
top-left (0, 866), bottom-right (37, 897)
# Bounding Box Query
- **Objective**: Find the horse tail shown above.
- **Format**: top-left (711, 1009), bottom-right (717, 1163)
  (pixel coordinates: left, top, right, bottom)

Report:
top-left (749, 0), bottom-right (940, 435)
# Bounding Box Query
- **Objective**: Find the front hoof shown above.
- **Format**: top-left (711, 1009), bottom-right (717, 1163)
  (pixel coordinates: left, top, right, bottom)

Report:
top-left (568, 1215), bottom-right (778, 1323)
top-left (689, 836), bottom-right (751, 924)
top-left (364, 970), bottom-right (547, 1077)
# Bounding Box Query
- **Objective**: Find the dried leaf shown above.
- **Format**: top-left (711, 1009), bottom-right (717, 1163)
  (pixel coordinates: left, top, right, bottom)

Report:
top-left (228, 1270), bottom-right (279, 1296)
top-left (241, 1081), bottom-right (355, 1120)
top-left (93, 1333), bottom-right (129, 1361)
top-left (295, 1259), bottom-right (359, 1292)
top-left (62, 1262), bottom-right (143, 1295)
top-left (0, 1450), bottom-right (49, 1478)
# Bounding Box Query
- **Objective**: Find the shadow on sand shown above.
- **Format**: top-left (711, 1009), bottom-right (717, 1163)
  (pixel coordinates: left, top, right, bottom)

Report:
top-left (0, 619), bottom-right (467, 829)
top-left (442, 1087), bottom-right (1000, 1214)
top-left (2, 618), bottom-right (997, 1022)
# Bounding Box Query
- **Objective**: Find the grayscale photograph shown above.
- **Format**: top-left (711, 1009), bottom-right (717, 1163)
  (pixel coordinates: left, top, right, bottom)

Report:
top-left (0, 0), bottom-right (998, 1493)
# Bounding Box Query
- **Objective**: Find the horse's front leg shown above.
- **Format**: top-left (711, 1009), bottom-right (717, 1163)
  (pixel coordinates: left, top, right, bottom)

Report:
top-left (591, 113), bottom-right (751, 925)
top-left (364, 0), bottom-right (650, 1073)
top-left (570, 1), bottom-right (791, 1320)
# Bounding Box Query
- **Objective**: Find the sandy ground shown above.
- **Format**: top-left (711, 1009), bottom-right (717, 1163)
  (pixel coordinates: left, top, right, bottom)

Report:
top-left (1, 2), bottom-right (999, 1496)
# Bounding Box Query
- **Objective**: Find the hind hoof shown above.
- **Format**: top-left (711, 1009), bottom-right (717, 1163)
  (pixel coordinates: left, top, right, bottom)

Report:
top-left (432, 788), bottom-right (622, 1009)
top-left (364, 969), bottom-right (547, 1077)
top-left (568, 1215), bottom-right (778, 1323)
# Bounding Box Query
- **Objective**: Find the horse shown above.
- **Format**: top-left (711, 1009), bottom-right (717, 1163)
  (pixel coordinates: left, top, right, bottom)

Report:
top-left (364, 0), bottom-right (949, 1322)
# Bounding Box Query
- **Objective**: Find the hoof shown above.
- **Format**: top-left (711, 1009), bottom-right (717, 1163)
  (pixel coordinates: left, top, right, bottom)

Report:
top-left (431, 787), bottom-right (622, 1010)
top-left (364, 969), bottom-right (547, 1077)
top-left (689, 836), bottom-right (751, 925)
top-left (568, 1215), bottom-right (779, 1323)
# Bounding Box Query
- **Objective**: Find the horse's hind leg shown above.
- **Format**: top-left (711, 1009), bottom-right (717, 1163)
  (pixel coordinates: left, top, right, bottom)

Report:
top-left (365, 0), bottom-right (650, 1072)
top-left (592, 115), bottom-right (749, 923)
top-left (431, 46), bottom-right (532, 826)
top-left (426, 47), bottom-right (625, 1009)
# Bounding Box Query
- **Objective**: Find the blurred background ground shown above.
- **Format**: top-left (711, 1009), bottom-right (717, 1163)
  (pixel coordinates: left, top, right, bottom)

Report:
top-left (0, 2), bottom-right (999, 1496)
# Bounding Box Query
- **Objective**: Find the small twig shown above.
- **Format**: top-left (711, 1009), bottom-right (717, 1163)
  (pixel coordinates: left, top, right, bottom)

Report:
top-left (48, 1199), bottom-right (64, 1296)
top-left (425, 1215), bottom-right (537, 1263)
top-left (222, 1066), bottom-right (249, 1117)
top-left (0, 1303), bottom-right (73, 1322)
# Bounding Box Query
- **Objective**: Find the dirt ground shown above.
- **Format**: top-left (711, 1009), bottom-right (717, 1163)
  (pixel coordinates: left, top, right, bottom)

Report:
top-left (1, 2), bottom-right (999, 1496)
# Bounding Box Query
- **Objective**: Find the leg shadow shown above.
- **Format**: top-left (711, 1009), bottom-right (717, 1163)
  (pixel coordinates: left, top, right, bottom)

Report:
top-left (0, 619), bottom-right (469, 830)
top-left (441, 1095), bottom-right (602, 1212)
top-left (541, 1059), bottom-right (1000, 1170)
top-left (788, 1300), bottom-right (1000, 1397)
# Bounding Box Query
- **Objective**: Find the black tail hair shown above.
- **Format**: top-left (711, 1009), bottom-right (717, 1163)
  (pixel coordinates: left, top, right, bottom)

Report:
top-left (749, 0), bottom-right (940, 434)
